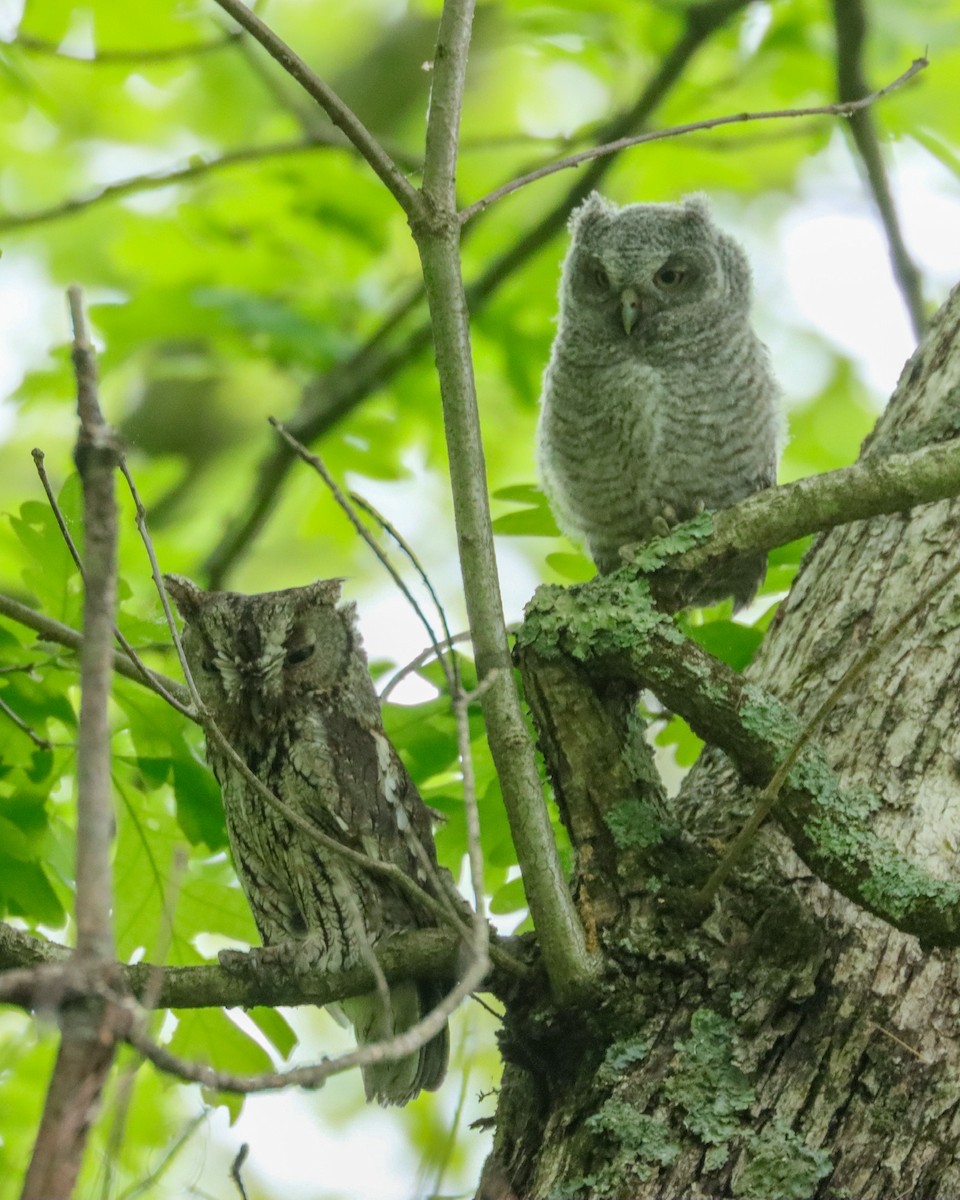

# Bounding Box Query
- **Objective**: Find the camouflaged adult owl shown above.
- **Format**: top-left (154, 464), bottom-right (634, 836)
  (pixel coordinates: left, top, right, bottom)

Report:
top-left (537, 192), bottom-right (782, 608)
top-left (165, 575), bottom-right (449, 1105)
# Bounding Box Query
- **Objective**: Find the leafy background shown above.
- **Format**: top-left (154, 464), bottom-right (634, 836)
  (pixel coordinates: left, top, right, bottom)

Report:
top-left (0, 0), bottom-right (958, 1196)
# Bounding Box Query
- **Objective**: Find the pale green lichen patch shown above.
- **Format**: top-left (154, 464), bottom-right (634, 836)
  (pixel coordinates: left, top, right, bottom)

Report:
top-left (601, 1035), bottom-right (650, 1076)
top-left (734, 1121), bottom-right (833, 1199)
top-left (739, 683), bottom-right (802, 751)
top-left (605, 798), bottom-right (666, 850)
top-left (621, 512), bottom-right (715, 573)
top-left (586, 1101), bottom-right (681, 1181)
top-left (793, 762), bottom-right (960, 940)
top-left (520, 576), bottom-right (682, 662)
top-left (664, 1008), bottom-right (755, 1145)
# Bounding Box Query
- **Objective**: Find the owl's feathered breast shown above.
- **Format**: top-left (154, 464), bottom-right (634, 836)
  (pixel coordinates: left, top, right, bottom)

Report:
top-left (537, 191), bottom-right (781, 593)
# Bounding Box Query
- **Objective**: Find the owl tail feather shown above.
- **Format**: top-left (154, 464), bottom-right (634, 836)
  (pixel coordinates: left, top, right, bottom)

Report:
top-left (341, 980), bottom-right (449, 1106)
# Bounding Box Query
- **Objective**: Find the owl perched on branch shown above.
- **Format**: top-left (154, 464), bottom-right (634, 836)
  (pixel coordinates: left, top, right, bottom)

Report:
top-left (166, 576), bottom-right (449, 1105)
top-left (537, 192), bottom-right (782, 608)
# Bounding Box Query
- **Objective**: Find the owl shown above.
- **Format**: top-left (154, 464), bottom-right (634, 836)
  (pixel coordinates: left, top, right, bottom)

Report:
top-left (165, 575), bottom-right (449, 1105)
top-left (536, 191), bottom-right (782, 608)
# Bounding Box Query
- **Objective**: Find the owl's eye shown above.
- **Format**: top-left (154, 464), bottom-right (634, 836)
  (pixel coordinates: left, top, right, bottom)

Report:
top-left (592, 265), bottom-right (610, 289)
top-left (200, 657), bottom-right (218, 675)
top-left (286, 643), bottom-right (315, 667)
top-left (654, 265), bottom-right (686, 288)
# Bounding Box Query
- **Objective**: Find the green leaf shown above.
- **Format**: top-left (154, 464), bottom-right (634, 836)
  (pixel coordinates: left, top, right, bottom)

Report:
top-left (489, 874), bottom-right (528, 915)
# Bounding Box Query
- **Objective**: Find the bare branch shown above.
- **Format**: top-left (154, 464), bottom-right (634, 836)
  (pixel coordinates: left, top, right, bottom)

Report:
top-left (0, 590), bottom-right (190, 708)
top-left (348, 491), bottom-right (460, 694)
top-left (207, 0), bottom-right (421, 218)
top-left (127, 943), bottom-right (491, 1094)
top-left (230, 1146), bottom-right (250, 1200)
top-left (0, 925), bottom-right (527, 1011)
top-left (460, 58), bottom-right (928, 223)
top-left (68, 288), bottom-right (118, 963)
top-left (379, 629), bottom-right (473, 702)
top-left (638, 436), bottom-right (960, 597)
top-left (21, 288), bottom-right (123, 1200)
top-left (0, 139), bottom-right (348, 234)
top-left (833, 0), bottom-right (926, 338)
top-left (415, 0), bottom-right (598, 1002)
top-left (10, 30), bottom-right (243, 64)
top-left (268, 418), bottom-right (456, 695)
top-left (694, 548), bottom-right (960, 907)
top-left (32, 448), bottom-right (191, 717)
top-left (0, 693), bottom-right (51, 750)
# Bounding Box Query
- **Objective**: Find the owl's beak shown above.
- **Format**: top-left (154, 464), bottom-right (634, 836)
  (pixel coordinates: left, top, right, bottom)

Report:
top-left (621, 287), bottom-right (642, 335)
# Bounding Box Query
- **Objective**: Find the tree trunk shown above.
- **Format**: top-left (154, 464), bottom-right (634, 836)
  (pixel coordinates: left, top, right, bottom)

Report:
top-left (486, 285), bottom-right (960, 1199)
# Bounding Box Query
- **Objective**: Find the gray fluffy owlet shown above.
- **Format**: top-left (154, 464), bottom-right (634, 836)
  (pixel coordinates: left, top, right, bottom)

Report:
top-left (165, 575), bottom-right (449, 1105)
top-left (537, 192), bottom-right (782, 607)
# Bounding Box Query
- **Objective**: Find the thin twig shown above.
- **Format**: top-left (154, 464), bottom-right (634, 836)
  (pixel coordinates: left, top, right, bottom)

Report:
top-left (832, 0), bottom-right (926, 338)
top-left (0, 694), bottom-right (51, 749)
top-left (115, 1112), bottom-right (210, 1200)
top-left (427, 1026), bottom-right (473, 1199)
top-left (460, 57), bottom-right (928, 222)
top-left (269, 418), bottom-right (457, 695)
top-left (0, 590), bottom-right (190, 709)
top-left (99, 852), bottom-right (187, 1200)
top-left (230, 1145), bottom-right (250, 1200)
top-left (0, 139), bottom-right (344, 234)
top-left (11, 30), bottom-right (243, 63)
top-left (32, 448), bottom-right (190, 715)
top-left (695, 549), bottom-right (960, 908)
top-left (379, 629), bottom-right (474, 702)
top-left (208, 0), bottom-right (421, 217)
top-left (349, 490), bottom-right (461, 693)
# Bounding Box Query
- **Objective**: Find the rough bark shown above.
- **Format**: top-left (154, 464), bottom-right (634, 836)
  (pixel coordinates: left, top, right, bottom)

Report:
top-left (490, 285), bottom-right (960, 1199)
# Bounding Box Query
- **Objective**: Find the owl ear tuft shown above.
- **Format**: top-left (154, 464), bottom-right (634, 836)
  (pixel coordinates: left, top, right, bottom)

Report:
top-left (164, 574), bottom-right (206, 618)
top-left (568, 190), bottom-right (617, 236)
top-left (305, 577), bottom-right (346, 607)
top-left (680, 193), bottom-right (713, 224)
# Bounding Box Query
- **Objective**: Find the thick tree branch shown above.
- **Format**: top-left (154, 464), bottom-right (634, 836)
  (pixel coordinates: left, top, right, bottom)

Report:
top-left (415, 0), bottom-right (597, 1003)
top-left (67, 289), bottom-right (121, 961)
top-left (519, 578), bottom-right (960, 948)
top-left (833, 0), bottom-right (926, 338)
top-left (637, 435), bottom-right (960, 599)
top-left (201, 0), bottom-right (753, 585)
top-left (21, 290), bottom-right (123, 1200)
top-left (207, 0), bottom-right (420, 218)
top-left (0, 926), bottom-right (526, 1013)
top-left (515, 647), bottom-right (663, 940)
top-left (0, 927), bottom-right (526, 1101)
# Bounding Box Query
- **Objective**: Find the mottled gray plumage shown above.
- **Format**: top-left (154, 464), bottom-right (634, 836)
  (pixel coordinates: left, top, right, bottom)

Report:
top-left (166, 575), bottom-right (449, 1105)
top-left (537, 192), bottom-right (782, 607)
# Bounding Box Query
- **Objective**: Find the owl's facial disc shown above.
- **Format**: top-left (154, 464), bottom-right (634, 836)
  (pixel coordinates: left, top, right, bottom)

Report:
top-left (621, 256), bottom-right (701, 334)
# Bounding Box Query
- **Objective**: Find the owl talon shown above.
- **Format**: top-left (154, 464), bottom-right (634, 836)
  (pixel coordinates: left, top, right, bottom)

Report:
top-left (217, 947), bottom-right (256, 973)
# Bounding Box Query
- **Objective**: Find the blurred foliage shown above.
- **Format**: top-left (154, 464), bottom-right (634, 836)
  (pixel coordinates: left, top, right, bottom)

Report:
top-left (0, 0), bottom-right (957, 1196)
